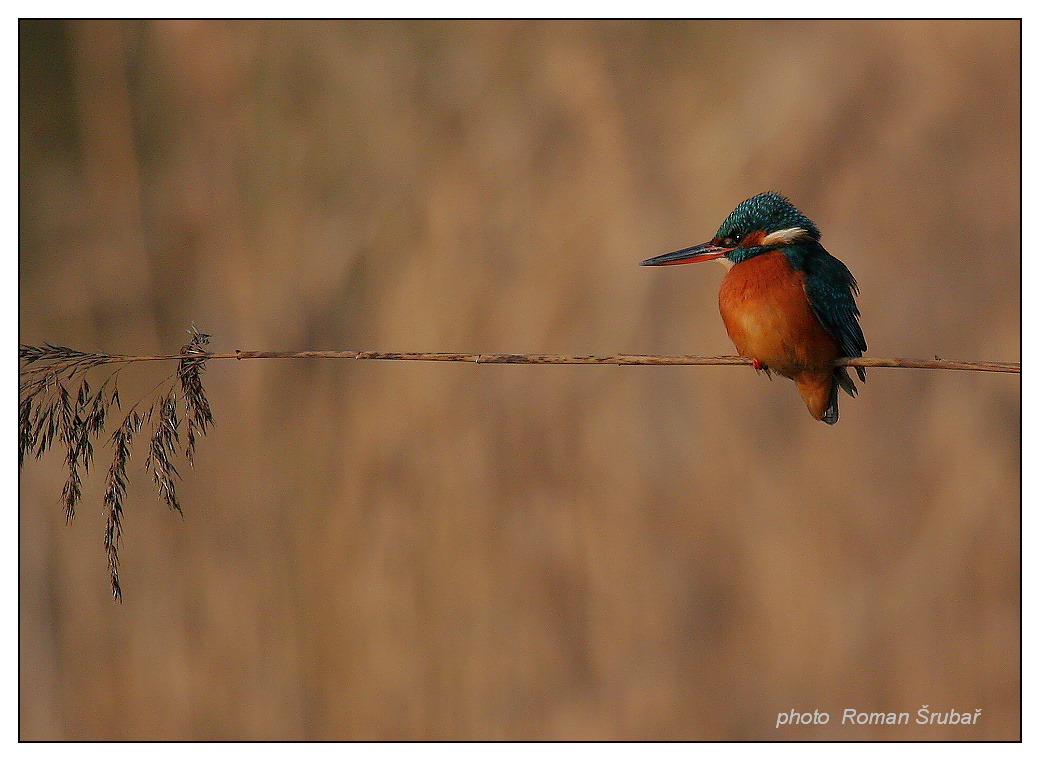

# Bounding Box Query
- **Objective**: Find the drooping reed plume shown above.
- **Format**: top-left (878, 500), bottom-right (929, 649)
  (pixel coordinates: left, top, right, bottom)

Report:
top-left (19, 326), bottom-right (214, 600)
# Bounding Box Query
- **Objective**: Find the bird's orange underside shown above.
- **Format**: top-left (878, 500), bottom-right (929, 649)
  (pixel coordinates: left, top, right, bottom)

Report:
top-left (718, 250), bottom-right (841, 421)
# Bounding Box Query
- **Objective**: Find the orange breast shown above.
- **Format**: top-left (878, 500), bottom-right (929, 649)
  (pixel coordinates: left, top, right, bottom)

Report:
top-left (718, 250), bottom-right (840, 378)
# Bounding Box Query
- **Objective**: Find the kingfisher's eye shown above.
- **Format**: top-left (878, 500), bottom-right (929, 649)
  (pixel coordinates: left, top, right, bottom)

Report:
top-left (721, 233), bottom-right (743, 247)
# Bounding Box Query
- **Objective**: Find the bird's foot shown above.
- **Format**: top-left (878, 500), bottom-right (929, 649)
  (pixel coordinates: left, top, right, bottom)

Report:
top-left (750, 358), bottom-right (772, 378)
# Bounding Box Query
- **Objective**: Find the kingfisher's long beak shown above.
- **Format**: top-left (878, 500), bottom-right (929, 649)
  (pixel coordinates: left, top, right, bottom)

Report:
top-left (640, 241), bottom-right (731, 266)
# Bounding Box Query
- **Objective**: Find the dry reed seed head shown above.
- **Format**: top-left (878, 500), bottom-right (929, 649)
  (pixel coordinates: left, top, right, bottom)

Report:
top-left (103, 415), bottom-right (138, 603)
top-left (145, 392), bottom-right (183, 515)
top-left (19, 397), bottom-right (37, 467)
top-left (20, 328), bottom-right (216, 598)
top-left (178, 327), bottom-right (215, 466)
top-left (181, 324), bottom-right (212, 354)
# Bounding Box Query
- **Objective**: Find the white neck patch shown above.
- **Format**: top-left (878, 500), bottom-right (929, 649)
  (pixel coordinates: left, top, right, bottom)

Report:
top-left (760, 227), bottom-right (811, 246)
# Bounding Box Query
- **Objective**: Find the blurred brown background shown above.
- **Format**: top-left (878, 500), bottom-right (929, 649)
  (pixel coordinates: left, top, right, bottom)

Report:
top-left (19, 20), bottom-right (1019, 740)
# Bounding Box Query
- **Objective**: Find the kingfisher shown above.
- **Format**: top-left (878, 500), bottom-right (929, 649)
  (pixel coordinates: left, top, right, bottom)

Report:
top-left (640, 192), bottom-right (866, 424)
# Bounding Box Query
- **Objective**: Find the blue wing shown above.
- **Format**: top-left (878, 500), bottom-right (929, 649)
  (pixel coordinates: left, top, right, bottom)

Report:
top-left (803, 246), bottom-right (867, 384)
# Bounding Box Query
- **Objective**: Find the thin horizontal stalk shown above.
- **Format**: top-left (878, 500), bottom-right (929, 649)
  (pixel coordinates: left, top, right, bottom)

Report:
top-left (20, 350), bottom-right (1021, 373)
